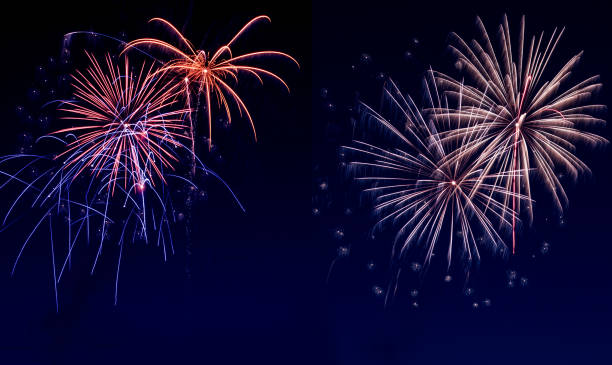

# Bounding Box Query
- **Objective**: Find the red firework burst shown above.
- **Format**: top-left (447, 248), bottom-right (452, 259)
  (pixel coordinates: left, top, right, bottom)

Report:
top-left (54, 52), bottom-right (191, 194)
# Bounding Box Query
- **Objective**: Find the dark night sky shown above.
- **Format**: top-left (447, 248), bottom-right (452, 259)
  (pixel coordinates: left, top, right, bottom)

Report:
top-left (0, 0), bottom-right (611, 364)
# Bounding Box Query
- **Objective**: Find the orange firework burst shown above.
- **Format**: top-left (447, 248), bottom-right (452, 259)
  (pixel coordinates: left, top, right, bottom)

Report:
top-left (123, 15), bottom-right (299, 158)
top-left (54, 52), bottom-right (190, 195)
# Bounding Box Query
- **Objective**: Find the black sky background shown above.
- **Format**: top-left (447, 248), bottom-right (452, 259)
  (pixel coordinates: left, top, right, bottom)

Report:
top-left (0, 0), bottom-right (611, 364)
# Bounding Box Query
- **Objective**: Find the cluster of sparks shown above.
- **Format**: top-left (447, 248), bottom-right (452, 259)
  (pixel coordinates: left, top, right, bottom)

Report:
top-left (1, 15), bottom-right (294, 309)
top-left (345, 15), bottom-right (606, 298)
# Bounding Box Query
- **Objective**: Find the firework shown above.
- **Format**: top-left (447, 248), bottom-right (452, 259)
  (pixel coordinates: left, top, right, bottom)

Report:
top-left (56, 52), bottom-right (190, 194)
top-left (343, 73), bottom-right (525, 303)
top-left (432, 15), bottom-right (607, 253)
top-left (1, 52), bottom-right (243, 308)
top-left (123, 15), bottom-right (299, 158)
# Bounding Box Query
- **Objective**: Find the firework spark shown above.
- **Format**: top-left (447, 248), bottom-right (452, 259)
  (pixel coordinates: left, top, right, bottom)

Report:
top-left (433, 15), bottom-right (607, 253)
top-left (344, 73), bottom-right (525, 303)
top-left (123, 15), bottom-right (299, 158)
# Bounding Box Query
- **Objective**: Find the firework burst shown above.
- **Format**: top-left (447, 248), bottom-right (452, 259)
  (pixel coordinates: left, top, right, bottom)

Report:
top-left (343, 73), bottom-right (526, 303)
top-left (433, 15), bottom-right (607, 253)
top-left (1, 52), bottom-right (243, 308)
top-left (55, 52), bottom-right (190, 194)
top-left (123, 15), bottom-right (299, 159)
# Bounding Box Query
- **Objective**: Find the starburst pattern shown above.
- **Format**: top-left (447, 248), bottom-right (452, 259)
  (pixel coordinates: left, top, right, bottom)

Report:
top-left (123, 15), bottom-right (299, 156)
top-left (343, 74), bottom-right (526, 302)
top-left (0, 53), bottom-right (242, 308)
top-left (433, 15), bottom-right (607, 252)
top-left (56, 52), bottom-right (190, 195)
